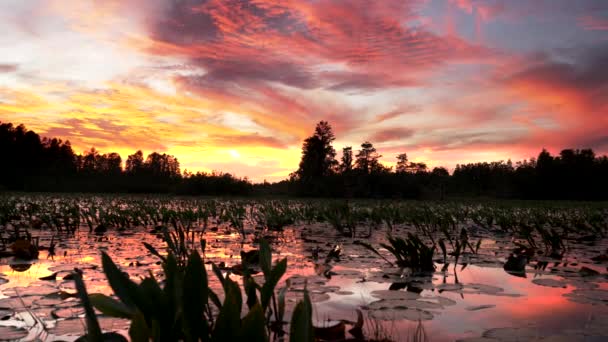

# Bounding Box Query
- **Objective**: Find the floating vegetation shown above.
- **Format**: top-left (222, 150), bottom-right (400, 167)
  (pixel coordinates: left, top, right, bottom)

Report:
top-left (0, 195), bottom-right (607, 340)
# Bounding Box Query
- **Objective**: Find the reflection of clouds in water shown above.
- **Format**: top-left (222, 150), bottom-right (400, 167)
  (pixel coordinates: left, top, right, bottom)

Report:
top-left (0, 219), bottom-right (606, 341)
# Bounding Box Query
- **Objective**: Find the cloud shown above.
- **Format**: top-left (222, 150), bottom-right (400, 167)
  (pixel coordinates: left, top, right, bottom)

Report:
top-left (578, 15), bottom-right (608, 31)
top-left (500, 44), bottom-right (608, 150)
top-left (0, 64), bottom-right (18, 73)
top-left (3, 0), bottom-right (608, 181)
top-left (375, 105), bottom-right (421, 122)
top-left (137, 0), bottom-right (495, 93)
top-left (369, 127), bottom-right (415, 143)
top-left (208, 133), bottom-right (289, 149)
top-left (43, 118), bottom-right (167, 152)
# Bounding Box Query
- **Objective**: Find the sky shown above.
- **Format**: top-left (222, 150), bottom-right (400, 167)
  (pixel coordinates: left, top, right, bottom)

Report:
top-left (0, 0), bottom-right (607, 182)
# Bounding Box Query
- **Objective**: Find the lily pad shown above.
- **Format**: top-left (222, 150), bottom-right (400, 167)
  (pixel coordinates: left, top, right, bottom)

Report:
top-left (436, 283), bottom-right (464, 292)
top-left (369, 307), bottom-right (434, 321)
top-left (564, 289), bottom-right (608, 305)
top-left (0, 296), bottom-right (43, 310)
top-left (2, 285), bottom-right (59, 297)
top-left (464, 283), bottom-right (504, 294)
top-left (531, 278), bottom-right (567, 288)
top-left (52, 306), bottom-right (85, 319)
top-left (367, 299), bottom-right (443, 311)
top-left (483, 327), bottom-right (542, 341)
top-left (370, 290), bottom-right (420, 300)
top-left (49, 316), bottom-right (129, 335)
top-left (0, 326), bottom-right (28, 340)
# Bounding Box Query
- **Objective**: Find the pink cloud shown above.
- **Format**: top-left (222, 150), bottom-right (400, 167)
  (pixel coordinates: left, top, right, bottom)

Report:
top-left (578, 15), bottom-right (608, 31)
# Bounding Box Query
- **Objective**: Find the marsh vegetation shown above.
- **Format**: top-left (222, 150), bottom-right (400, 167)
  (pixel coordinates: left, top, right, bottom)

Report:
top-left (0, 194), bottom-right (607, 341)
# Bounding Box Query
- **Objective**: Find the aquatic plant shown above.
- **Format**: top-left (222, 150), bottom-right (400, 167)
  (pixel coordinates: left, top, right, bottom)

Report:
top-left (254, 201), bottom-right (295, 231)
top-left (356, 233), bottom-right (436, 273)
top-left (323, 201), bottom-right (358, 237)
top-left (75, 239), bottom-right (312, 342)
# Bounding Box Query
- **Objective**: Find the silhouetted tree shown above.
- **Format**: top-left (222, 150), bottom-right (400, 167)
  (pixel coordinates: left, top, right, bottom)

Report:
top-left (126, 150), bottom-right (144, 175)
top-left (292, 121), bottom-right (338, 195)
top-left (145, 152), bottom-right (180, 178)
top-left (396, 153), bottom-right (408, 173)
top-left (340, 146), bottom-right (353, 173)
top-left (355, 141), bottom-right (383, 174)
top-left (3, 120), bottom-right (608, 200)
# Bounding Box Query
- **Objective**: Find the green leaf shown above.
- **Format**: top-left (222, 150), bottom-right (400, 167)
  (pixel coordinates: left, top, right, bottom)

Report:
top-left (353, 240), bottom-right (393, 266)
top-left (143, 242), bottom-right (166, 262)
top-left (211, 278), bottom-right (242, 342)
top-left (101, 252), bottom-right (138, 309)
top-left (259, 239), bottom-right (271, 278)
top-left (475, 239), bottom-right (482, 254)
top-left (163, 229), bottom-right (177, 255)
top-left (238, 304), bottom-right (267, 342)
top-left (89, 294), bottom-right (134, 319)
top-left (277, 286), bottom-right (287, 323)
top-left (183, 251), bottom-right (209, 341)
top-left (200, 239), bottom-right (207, 254)
top-left (243, 275), bottom-right (258, 310)
top-left (261, 258), bottom-right (286, 311)
top-left (162, 252), bottom-right (181, 321)
top-left (289, 289), bottom-right (313, 342)
top-left (73, 270), bottom-right (102, 342)
top-left (212, 263), bottom-right (227, 292)
top-left (208, 288), bottom-right (222, 310)
top-left (137, 277), bottom-right (166, 321)
top-left (438, 239), bottom-right (447, 263)
top-left (128, 311), bottom-right (150, 342)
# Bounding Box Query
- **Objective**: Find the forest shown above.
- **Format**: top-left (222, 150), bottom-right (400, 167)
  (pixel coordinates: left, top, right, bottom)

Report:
top-left (1, 120), bottom-right (608, 200)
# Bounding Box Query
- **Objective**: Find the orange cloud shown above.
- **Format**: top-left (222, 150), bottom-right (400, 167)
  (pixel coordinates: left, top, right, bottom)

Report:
top-left (2, 0), bottom-right (607, 181)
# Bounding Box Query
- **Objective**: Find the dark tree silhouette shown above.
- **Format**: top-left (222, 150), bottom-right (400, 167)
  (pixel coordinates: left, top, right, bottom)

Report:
top-left (340, 146), bottom-right (353, 173)
top-left (144, 152), bottom-right (180, 178)
top-left (3, 120), bottom-right (608, 200)
top-left (291, 121), bottom-right (339, 195)
top-left (125, 150), bottom-right (144, 175)
top-left (396, 153), bottom-right (409, 173)
top-left (355, 141), bottom-right (383, 174)
top-left (0, 121), bottom-right (248, 195)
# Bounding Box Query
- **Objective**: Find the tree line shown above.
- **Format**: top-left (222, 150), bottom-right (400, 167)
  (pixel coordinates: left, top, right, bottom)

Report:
top-left (2, 120), bottom-right (607, 200)
top-left (0, 122), bottom-right (251, 194)
top-left (286, 121), bottom-right (608, 200)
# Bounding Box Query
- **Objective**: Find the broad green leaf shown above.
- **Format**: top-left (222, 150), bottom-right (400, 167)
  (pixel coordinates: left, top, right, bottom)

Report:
top-left (261, 258), bottom-right (286, 311)
top-left (259, 239), bottom-right (271, 278)
top-left (89, 294), bottom-right (134, 319)
top-left (277, 286), bottom-right (287, 322)
top-left (353, 240), bottom-right (393, 266)
top-left (211, 278), bottom-right (242, 342)
top-left (200, 239), bottom-right (207, 254)
top-left (289, 289), bottom-right (313, 342)
top-left (208, 288), bottom-right (222, 310)
top-left (138, 277), bottom-right (166, 320)
top-left (238, 304), bottom-right (267, 342)
top-left (243, 275), bottom-right (258, 310)
top-left (128, 311), bottom-right (150, 342)
top-left (212, 263), bottom-right (228, 294)
top-left (73, 270), bottom-right (102, 342)
top-left (183, 251), bottom-right (209, 341)
top-left (143, 242), bottom-right (166, 262)
top-left (101, 252), bottom-right (138, 308)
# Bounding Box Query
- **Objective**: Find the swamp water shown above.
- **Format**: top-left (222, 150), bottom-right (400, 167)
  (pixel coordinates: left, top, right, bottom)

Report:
top-left (1, 224), bottom-right (607, 341)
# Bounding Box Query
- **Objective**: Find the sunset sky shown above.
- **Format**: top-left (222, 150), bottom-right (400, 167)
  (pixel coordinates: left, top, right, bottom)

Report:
top-left (1, 0), bottom-right (607, 182)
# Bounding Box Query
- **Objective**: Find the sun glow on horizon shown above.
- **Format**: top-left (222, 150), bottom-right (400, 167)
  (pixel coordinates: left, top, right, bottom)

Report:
top-left (1, 0), bottom-right (606, 181)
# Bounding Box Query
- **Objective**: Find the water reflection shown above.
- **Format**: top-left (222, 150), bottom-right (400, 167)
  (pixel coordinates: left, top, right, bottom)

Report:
top-left (0, 227), bottom-right (606, 341)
